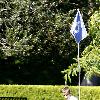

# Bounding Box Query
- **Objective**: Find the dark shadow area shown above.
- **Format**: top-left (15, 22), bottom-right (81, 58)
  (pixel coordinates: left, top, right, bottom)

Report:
top-left (0, 97), bottom-right (27, 100)
top-left (81, 75), bottom-right (100, 86)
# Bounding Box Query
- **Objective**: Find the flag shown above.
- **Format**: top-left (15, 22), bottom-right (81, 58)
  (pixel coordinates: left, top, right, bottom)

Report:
top-left (70, 9), bottom-right (87, 43)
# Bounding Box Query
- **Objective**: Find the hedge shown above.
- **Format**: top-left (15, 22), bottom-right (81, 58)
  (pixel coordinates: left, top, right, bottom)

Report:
top-left (0, 85), bottom-right (100, 100)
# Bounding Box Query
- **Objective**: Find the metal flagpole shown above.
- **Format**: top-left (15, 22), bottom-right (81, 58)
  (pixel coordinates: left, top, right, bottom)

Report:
top-left (78, 43), bottom-right (80, 100)
top-left (70, 9), bottom-right (87, 100)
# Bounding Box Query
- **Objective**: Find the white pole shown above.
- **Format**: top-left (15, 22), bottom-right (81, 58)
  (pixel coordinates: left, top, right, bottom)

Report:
top-left (65, 80), bottom-right (67, 86)
top-left (78, 43), bottom-right (80, 100)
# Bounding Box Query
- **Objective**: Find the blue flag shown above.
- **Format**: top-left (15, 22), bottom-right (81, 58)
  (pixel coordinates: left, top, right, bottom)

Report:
top-left (70, 9), bottom-right (87, 43)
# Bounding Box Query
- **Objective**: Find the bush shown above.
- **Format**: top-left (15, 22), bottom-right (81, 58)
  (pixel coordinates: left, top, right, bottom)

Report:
top-left (0, 85), bottom-right (100, 100)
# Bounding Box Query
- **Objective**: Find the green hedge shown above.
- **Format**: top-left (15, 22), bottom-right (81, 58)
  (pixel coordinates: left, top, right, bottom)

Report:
top-left (0, 85), bottom-right (100, 100)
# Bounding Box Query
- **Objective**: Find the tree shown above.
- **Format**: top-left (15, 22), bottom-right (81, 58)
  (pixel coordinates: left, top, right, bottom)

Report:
top-left (0, 0), bottom-right (99, 84)
top-left (62, 7), bottom-right (100, 84)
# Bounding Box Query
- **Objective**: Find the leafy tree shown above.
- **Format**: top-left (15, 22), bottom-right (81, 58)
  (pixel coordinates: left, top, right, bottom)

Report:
top-left (62, 7), bottom-right (100, 84)
top-left (0, 0), bottom-right (99, 84)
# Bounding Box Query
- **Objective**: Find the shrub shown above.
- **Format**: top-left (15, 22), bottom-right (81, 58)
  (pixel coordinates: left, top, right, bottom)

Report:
top-left (0, 85), bottom-right (100, 100)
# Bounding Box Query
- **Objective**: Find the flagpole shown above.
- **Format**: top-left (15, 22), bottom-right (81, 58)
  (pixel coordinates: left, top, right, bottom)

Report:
top-left (70, 8), bottom-right (87, 100)
top-left (78, 43), bottom-right (80, 100)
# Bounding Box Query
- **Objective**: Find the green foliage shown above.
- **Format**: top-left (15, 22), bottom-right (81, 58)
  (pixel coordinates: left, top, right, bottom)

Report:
top-left (0, 85), bottom-right (100, 100)
top-left (0, 0), bottom-right (78, 84)
top-left (0, 0), bottom-right (76, 84)
top-left (80, 86), bottom-right (100, 100)
top-left (0, 0), bottom-right (99, 84)
top-left (62, 63), bottom-right (79, 83)
top-left (80, 8), bottom-right (100, 77)
top-left (0, 0), bottom-right (32, 56)
top-left (0, 0), bottom-right (78, 60)
top-left (63, 7), bottom-right (100, 82)
top-left (0, 85), bottom-right (63, 100)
